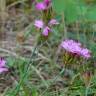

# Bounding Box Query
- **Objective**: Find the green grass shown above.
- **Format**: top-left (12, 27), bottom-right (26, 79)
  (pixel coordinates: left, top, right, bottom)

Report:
top-left (1, 0), bottom-right (96, 96)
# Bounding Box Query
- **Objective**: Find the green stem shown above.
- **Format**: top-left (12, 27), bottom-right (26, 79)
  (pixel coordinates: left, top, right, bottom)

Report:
top-left (62, 12), bottom-right (67, 39)
top-left (9, 34), bottom-right (41, 96)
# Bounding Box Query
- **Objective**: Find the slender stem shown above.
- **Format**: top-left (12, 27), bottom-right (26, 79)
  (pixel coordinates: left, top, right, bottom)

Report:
top-left (9, 45), bottom-right (37, 96)
top-left (62, 12), bottom-right (67, 39)
top-left (9, 34), bottom-right (41, 96)
top-left (76, 21), bottom-right (80, 41)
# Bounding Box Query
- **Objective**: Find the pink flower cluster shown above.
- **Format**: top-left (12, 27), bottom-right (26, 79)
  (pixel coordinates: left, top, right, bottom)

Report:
top-left (0, 58), bottom-right (8, 73)
top-left (61, 40), bottom-right (91, 59)
top-left (34, 19), bottom-right (59, 36)
top-left (35, 0), bottom-right (51, 11)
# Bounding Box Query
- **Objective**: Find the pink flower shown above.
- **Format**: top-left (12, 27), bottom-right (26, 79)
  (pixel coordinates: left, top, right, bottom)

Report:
top-left (34, 20), bottom-right (44, 29)
top-left (35, 0), bottom-right (51, 11)
top-left (49, 19), bottom-right (59, 25)
top-left (61, 40), bottom-right (81, 54)
top-left (34, 18), bottom-right (59, 36)
top-left (0, 58), bottom-right (8, 73)
top-left (42, 26), bottom-right (51, 36)
top-left (35, 2), bottom-right (46, 10)
top-left (61, 39), bottom-right (91, 59)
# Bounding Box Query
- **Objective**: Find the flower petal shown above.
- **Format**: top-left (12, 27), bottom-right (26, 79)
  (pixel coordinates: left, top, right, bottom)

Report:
top-left (49, 19), bottom-right (59, 25)
top-left (34, 20), bottom-right (44, 29)
top-left (0, 58), bottom-right (6, 67)
top-left (0, 67), bottom-right (8, 73)
top-left (42, 26), bottom-right (51, 36)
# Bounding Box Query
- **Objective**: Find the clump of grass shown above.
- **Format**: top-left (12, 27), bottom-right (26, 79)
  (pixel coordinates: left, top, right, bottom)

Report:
top-left (0, 0), bottom-right (96, 96)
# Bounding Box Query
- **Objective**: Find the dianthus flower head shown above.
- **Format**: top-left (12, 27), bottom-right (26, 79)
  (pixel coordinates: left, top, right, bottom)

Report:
top-left (35, 0), bottom-right (51, 11)
top-left (0, 58), bottom-right (8, 73)
top-left (34, 18), bottom-right (59, 36)
top-left (61, 39), bottom-right (81, 54)
top-left (34, 20), bottom-right (44, 29)
top-left (35, 2), bottom-right (46, 10)
top-left (61, 39), bottom-right (91, 59)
